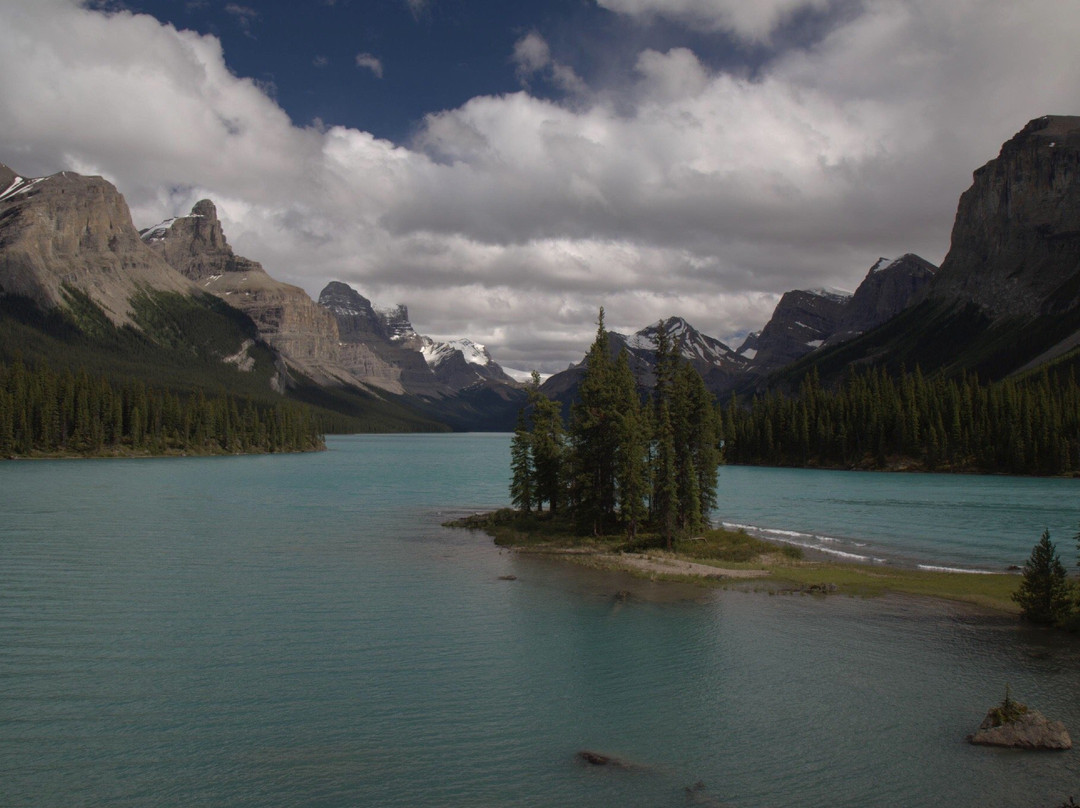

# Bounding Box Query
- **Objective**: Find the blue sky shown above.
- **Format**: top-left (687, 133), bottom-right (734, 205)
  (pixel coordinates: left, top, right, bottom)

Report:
top-left (3, 0), bottom-right (1080, 372)
top-left (117, 0), bottom-right (800, 143)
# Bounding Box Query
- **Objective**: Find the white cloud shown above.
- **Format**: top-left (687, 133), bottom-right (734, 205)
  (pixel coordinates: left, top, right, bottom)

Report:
top-left (512, 32), bottom-right (551, 80)
top-left (596, 0), bottom-right (832, 41)
top-left (355, 52), bottom-right (384, 79)
top-left (1, 0), bottom-right (1079, 373)
top-left (511, 32), bottom-right (587, 95)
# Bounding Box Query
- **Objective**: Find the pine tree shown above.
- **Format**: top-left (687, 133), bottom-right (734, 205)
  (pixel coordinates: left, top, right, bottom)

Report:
top-left (509, 409), bottom-right (534, 513)
top-left (527, 371), bottom-right (565, 513)
top-left (1012, 529), bottom-right (1073, 626)
top-left (570, 308), bottom-right (619, 533)
top-left (612, 351), bottom-right (648, 540)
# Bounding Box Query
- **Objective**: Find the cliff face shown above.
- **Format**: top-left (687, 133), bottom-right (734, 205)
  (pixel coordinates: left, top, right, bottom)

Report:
top-left (143, 201), bottom-right (374, 388)
top-left (318, 281), bottom-right (521, 397)
top-left (0, 164), bottom-right (193, 324)
top-left (929, 115), bottom-right (1080, 317)
top-left (741, 288), bottom-right (851, 371)
top-left (827, 254), bottom-right (938, 345)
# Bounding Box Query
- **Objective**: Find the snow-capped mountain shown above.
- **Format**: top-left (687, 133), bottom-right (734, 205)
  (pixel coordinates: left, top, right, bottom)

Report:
top-left (629, 316), bottom-right (742, 367)
top-left (317, 281), bottom-right (518, 396)
top-left (541, 316), bottom-right (749, 403)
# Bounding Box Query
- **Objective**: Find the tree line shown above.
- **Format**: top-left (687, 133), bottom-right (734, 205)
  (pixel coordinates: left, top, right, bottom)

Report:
top-left (0, 359), bottom-right (324, 457)
top-left (722, 364), bottom-right (1080, 475)
top-left (510, 310), bottom-right (721, 547)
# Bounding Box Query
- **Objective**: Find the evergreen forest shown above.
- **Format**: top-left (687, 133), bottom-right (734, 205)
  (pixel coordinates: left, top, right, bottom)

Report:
top-left (721, 364), bottom-right (1080, 476)
top-left (510, 310), bottom-right (720, 547)
top-left (0, 359), bottom-right (325, 457)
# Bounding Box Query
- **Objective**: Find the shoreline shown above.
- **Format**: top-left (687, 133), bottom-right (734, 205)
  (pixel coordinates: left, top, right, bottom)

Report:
top-left (447, 510), bottom-right (1025, 616)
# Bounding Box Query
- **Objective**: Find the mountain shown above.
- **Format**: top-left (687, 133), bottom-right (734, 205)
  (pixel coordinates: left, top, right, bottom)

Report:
top-left (827, 254), bottom-right (939, 344)
top-left (319, 281), bottom-right (526, 429)
top-left (317, 281), bottom-right (518, 395)
top-left (0, 166), bottom-right (448, 433)
top-left (779, 115), bottom-right (1080, 385)
top-left (736, 254), bottom-right (938, 379)
top-left (541, 316), bottom-right (747, 406)
top-left (735, 287), bottom-right (851, 373)
top-left (419, 337), bottom-right (518, 389)
top-left (0, 164), bottom-right (194, 324)
top-left (142, 201), bottom-right (384, 392)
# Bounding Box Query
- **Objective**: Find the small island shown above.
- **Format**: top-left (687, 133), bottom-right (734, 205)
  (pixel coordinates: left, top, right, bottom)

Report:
top-left (451, 310), bottom-right (1040, 615)
top-left (969, 687), bottom-right (1072, 750)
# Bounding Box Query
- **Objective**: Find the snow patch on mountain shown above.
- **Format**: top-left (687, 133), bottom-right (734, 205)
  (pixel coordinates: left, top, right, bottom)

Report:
top-left (421, 337), bottom-right (494, 368)
top-left (0, 175), bottom-right (46, 204)
top-left (869, 256), bottom-right (900, 274)
top-left (804, 287), bottom-right (852, 302)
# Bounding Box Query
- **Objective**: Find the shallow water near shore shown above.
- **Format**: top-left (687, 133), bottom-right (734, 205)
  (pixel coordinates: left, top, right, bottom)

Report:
top-left (2, 434), bottom-right (1078, 807)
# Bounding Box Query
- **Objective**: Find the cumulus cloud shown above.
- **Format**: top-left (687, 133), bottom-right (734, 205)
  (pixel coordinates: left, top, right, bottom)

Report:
top-left (511, 32), bottom-right (587, 95)
top-left (0, 0), bottom-right (1079, 372)
top-left (596, 0), bottom-right (832, 41)
top-left (355, 52), bottom-right (384, 78)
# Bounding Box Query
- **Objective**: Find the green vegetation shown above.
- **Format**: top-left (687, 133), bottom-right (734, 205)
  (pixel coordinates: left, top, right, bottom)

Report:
top-left (0, 358), bottom-right (323, 457)
top-left (675, 530), bottom-right (804, 563)
top-left (509, 310), bottom-right (721, 546)
top-left (447, 509), bottom-right (1022, 612)
top-left (723, 363), bottom-right (1080, 475)
top-left (984, 685), bottom-right (1028, 728)
top-left (1012, 528), bottom-right (1079, 628)
top-left (0, 291), bottom-right (449, 437)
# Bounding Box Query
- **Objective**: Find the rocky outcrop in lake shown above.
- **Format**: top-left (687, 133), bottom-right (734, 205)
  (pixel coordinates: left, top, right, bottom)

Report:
top-left (968, 693), bottom-right (1072, 750)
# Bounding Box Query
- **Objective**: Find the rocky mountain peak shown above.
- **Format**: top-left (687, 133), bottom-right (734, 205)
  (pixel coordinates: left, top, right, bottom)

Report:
top-left (191, 198), bottom-right (218, 219)
top-left (378, 303), bottom-right (421, 345)
top-left (0, 163), bottom-right (17, 192)
top-left (928, 115), bottom-right (1080, 318)
top-left (0, 165), bottom-right (192, 323)
top-left (827, 253), bottom-right (937, 344)
top-left (140, 199), bottom-right (254, 280)
top-left (318, 282), bottom-right (388, 342)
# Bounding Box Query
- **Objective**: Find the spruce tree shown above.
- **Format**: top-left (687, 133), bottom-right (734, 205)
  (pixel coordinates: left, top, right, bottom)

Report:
top-left (1012, 529), bottom-right (1073, 625)
top-left (509, 409), bottom-right (533, 513)
top-left (527, 371), bottom-right (565, 513)
top-left (570, 308), bottom-right (619, 533)
top-left (612, 351), bottom-right (648, 540)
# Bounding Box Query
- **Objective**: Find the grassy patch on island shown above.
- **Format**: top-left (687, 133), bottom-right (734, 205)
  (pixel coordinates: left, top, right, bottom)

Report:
top-left (447, 510), bottom-right (1021, 613)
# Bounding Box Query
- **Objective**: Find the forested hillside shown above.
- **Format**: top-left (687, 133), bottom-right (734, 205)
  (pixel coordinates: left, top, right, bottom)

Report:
top-left (723, 363), bottom-right (1080, 476)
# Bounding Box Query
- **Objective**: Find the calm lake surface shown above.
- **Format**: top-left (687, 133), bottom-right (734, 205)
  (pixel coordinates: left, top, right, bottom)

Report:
top-left (2, 434), bottom-right (1078, 807)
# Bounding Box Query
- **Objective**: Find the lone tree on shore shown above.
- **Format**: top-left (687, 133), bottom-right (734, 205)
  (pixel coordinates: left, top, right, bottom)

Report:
top-left (1013, 529), bottom-right (1073, 625)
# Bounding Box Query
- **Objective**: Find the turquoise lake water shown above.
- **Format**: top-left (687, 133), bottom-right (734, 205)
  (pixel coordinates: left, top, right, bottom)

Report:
top-left (2, 434), bottom-right (1078, 807)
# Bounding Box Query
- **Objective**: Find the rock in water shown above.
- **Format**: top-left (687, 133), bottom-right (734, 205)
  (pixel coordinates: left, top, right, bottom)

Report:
top-left (969, 709), bottom-right (1072, 750)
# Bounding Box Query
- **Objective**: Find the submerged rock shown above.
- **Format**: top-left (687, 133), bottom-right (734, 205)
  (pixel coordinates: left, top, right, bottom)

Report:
top-left (968, 708), bottom-right (1072, 750)
top-left (576, 750), bottom-right (640, 769)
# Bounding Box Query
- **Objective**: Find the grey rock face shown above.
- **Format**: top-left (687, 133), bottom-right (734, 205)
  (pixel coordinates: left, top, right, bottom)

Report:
top-left (929, 115), bottom-right (1080, 318)
top-left (318, 280), bottom-right (518, 397)
top-left (0, 164), bottom-right (194, 323)
top-left (828, 254), bottom-right (938, 344)
top-left (143, 201), bottom-right (376, 389)
top-left (742, 288), bottom-right (851, 372)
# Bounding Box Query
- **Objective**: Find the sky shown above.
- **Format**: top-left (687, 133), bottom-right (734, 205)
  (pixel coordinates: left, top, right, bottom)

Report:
top-left (1, 0), bottom-right (1079, 374)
